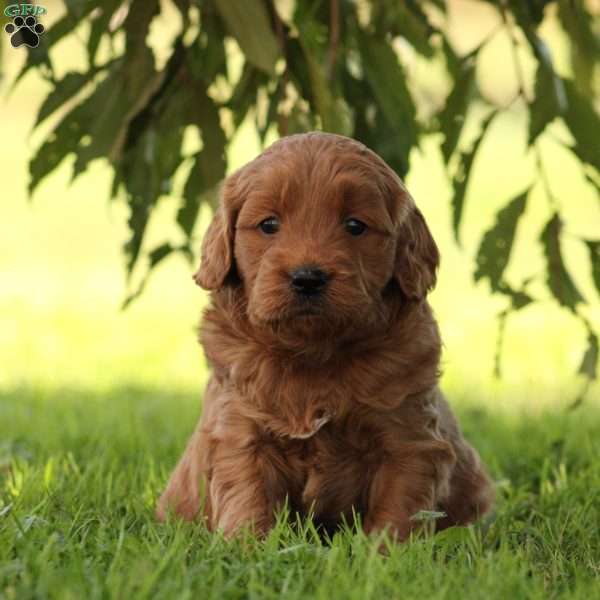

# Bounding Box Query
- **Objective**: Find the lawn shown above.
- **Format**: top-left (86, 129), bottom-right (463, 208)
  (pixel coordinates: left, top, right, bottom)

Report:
top-left (1, 386), bottom-right (600, 599)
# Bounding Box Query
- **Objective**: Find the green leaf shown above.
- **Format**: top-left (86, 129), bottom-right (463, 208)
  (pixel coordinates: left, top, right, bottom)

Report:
top-left (584, 240), bottom-right (600, 296)
top-left (562, 79), bottom-right (600, 173)
top-left (442, 37), bottom-right (461, 80)
top-left (284, 101), bottom-right (319, 136)
top-left (439, 61), bottom-right (476, 163)
top-left (498, 282), bottom-right (534, 310)
top-left (528, 64), bottom-right (560, 143)
top-left (178, 87), bottom-right (227, 238)
top-left (358, 30), bottom-right (417, 135)
top-left (34, 68), bottom-right (104, 128)
top-left (583, 172), bottom-right (600, 199)
top-left (475, 188), bottom-right (530, 289)
top-left (42, 13), bottom-right (79, 44)
top-left (514, 23), bottom-right (567, 144)
top-left (427, 0), bottom-right (447, 12)
top-left (75, 37), bottom-right (174, 178)
top-left (11, 14), bottom-right (69, 85)
top-left (507, 0), bottom-right (551, 41)
top-left (557, 0), bottom-right (600, 98)
top-left (409, 510), bottom-right (447, 522)
top-left (122, 243), bottom-right (178, 308)
top-left (179, 147), bottom-right (226, 238)
top-left (186, 9), bottom-right (228, 84)
top-left (451, 110), bottom-right (498, 243)
top-left (262, 81), bottom-right (286, 140)
top-left (146, 241), bottom-right (174, 268)
top-left (540, 213), bottom-right (584, 311)
top-left (71, 57), bottom-right (161, 179)
top-left (570, 322), bottom-right (599, 409)
top-left (171, 0), bottom-right (191, 28)
top-left (215, 0), bottom-right (280, 75)
top-left (295, 11), bottom-right (352, 135)
top-left (300, 47), bottom-right (352, 135)
top-left (285, 37), bottom-right (313, 106)
top-left (200, 8), bottom-right (228, 80)
top-left (123, 196), bottom-right (152, 278)
top-left (578, 328), bottom-right (599, 380)
top-left (123, 0), bottom-right (160, 50)
top-left (178, 157), bottom-right (215, 239)
top-left (12, 2), bottom-right (99, 87)
top-left (63, 0), bottom-right (98, 19)
top-left (72, 1), bottom-right (163, 179)
top-left (342, 60), bottom-right (411, 178)
top-left (29, 94), bottom-right (97, 194)
top-left (372, 3), bottom-right (436, 58)
top-left (87, 0), bottom-right (122, 65)
top-left (120, 88), bottom-right (191, 275)
top-left (357, 30), bottom-right (418, 177)
top-left (227, 64), bottom-right (261, 128)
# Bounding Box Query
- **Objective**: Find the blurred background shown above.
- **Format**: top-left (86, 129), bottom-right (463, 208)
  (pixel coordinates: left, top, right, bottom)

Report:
top-left (1, 0), bottom-right (599, 410)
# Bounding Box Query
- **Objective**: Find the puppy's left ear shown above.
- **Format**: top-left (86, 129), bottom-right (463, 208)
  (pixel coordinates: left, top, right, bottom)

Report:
top-left (193, 204), bottom-right (234, 290)
top-left (393, 205), bottom-right (440, 301)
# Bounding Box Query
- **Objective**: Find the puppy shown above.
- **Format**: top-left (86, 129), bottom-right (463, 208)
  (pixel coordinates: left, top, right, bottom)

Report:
top-left (157, 132), bottom-right (493, 540)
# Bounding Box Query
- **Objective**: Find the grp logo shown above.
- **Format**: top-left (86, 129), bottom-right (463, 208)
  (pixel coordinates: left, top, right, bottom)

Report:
top-left (4, 4), bottom-right (47, 48)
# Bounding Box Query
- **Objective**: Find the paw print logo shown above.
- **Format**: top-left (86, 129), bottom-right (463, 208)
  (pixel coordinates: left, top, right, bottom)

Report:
top-left (4, 15), bottom-right (45, 48)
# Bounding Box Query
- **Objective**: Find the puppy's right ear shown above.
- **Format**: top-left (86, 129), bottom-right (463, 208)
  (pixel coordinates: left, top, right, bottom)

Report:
top-left (193, 204), bottom-right (234, 290)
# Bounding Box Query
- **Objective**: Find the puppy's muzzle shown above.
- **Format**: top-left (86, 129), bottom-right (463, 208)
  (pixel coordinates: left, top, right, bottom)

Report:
top-left (290, 265), bottom-right (329, 298)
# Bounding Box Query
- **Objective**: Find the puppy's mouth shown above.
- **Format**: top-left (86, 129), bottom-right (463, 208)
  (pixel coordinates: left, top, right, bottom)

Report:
top-left (291, 305), bottom-right (323, 318)
top-left (255, 303), bottom-right (333, 341)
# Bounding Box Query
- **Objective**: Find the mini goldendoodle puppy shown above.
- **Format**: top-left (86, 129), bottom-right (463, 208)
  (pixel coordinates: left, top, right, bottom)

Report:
top-left (157, 132), bottom-right (493, 540)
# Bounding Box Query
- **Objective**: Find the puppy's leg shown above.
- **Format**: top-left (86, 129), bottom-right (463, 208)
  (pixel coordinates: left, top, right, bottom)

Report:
top-left (157, 418), bottom-right (289, 536)
top-left (363, 441), bottom-right (455, 541)
top-left (157, 378), bottom-right (222, 523)
top-left (157, 381), bottom-right (291, 536)
top-left (436, 441), bottom-right (494, 531)
top-left (434, 394), bottom-right (495, 530)
top-left (208, 435), bottom-right (291, 537)
top-left (156, 415), bottom-right (207, 522)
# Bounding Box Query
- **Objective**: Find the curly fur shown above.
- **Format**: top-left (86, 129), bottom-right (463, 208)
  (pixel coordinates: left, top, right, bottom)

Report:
top-left (157, 132), bottom-right (493, 540)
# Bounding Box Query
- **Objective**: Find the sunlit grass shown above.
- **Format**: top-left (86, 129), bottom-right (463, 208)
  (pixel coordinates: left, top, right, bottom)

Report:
top-left (1, 386), bottom-right (599, 599)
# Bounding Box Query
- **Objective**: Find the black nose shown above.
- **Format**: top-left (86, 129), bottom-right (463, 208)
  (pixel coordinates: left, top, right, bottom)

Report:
top-left (290, 266), bottom-right (328, 296)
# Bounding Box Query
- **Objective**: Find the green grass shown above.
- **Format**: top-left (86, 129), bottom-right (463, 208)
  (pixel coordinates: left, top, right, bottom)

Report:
top-left (1, 386), bottom-right (599, 599)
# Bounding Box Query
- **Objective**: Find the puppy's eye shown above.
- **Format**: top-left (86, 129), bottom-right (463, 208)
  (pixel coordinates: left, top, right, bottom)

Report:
top-left (258, 217), bottom-right (280, 235)
top-left (344, 218), bottom-right (367, 236)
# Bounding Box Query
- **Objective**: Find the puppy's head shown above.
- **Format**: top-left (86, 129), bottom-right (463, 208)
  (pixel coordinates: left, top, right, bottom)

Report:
top-left (194, 133), bottom-right (438, 339)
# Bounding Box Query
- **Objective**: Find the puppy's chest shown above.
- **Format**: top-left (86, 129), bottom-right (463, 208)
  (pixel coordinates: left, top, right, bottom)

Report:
top-left (239, 369), bottom-right (350, 439)
top-left (234, 352), bottom-right (420, 438)
top-left (270, 420), bottom-right (383, 515)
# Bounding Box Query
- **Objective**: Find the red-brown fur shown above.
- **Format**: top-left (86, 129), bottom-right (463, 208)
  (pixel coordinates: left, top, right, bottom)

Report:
top-left (157, 132), bottom-right (494, 540)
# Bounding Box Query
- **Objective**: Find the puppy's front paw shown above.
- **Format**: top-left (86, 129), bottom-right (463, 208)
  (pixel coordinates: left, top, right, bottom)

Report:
top-left (363, 514), bottom-right (413, 543)
top-left (156, 466), bottom-right (201, 522)
top-left (156, 489), bottom-right (201, 521)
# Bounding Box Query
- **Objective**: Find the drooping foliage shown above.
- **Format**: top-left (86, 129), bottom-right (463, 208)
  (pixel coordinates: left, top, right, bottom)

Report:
top-left (10, 0), bottom-right (600, 390)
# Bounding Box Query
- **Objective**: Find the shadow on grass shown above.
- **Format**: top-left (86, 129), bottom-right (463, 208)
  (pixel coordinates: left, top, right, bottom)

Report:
top-left (1, 383), bottom-right (597, 482)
